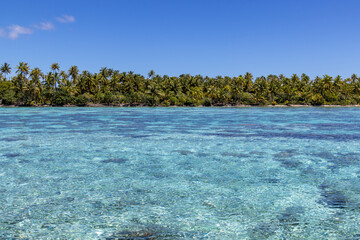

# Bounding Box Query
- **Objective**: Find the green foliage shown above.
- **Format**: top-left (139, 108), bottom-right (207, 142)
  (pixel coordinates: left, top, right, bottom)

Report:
top-left (53, 88), bottom-right (72, 106)
top-left (1, 62), bottom-right (360, 106)
top-left (1, 90), bottom-right (17, 105)
top-left (310, 94), bottom-right (325, 106)
top-left (0, 81), bottom-right (16, 105)
top-left (203, 97), bottom-right (212, 106)
top-left (240, 92), bottom-right (256, 105)
top-left (169, 96), bottom-right (179, 106)
top-left (73, 94), bottom-right (88, 106)
top-left (103, 92), bottom-right (114, 105)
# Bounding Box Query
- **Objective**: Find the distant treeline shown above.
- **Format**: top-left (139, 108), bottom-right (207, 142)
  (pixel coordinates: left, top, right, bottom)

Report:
top-left (1, 62), bottom-right (360, 106)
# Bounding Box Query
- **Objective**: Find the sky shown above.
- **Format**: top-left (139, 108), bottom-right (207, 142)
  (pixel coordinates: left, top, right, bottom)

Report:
top-left (1, 0), bottom-right (360, 78)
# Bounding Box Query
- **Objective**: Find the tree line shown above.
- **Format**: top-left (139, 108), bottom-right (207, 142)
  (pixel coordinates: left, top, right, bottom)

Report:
top-left (1, 62), bottom-right (360, 106)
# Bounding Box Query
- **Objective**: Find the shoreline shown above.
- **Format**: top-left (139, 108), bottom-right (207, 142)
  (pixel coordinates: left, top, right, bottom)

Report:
top-left (1, 104), bottom-right (360, 108)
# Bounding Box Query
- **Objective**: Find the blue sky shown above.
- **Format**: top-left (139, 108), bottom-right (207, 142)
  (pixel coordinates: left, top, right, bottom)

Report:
top-left (1, 0), bottom-right (360, 78)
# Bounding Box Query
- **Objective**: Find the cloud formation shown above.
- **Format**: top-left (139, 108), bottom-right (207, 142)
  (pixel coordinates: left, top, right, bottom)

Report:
top-left (56, 15), bottom-right (75, 23)
top-left (8, 25), bottom-right (33, 39)
top-left (34, 22), bottom-right (55, 30)
top-left (0, 14), bottom-right (74, 39)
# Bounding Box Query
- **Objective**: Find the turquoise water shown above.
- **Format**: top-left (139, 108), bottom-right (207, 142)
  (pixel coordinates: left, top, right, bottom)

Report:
top-left (0, 107), bottom-right (360, 239)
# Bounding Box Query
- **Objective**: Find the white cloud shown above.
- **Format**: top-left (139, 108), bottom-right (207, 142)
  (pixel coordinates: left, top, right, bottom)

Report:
top-left (34, 22), bottom-right (55, 30)
top-left (0, 28), bottom-right (6, 37)
top-left (56, 15), bottom-right (75, 23)
top-left (8, 25), bottom-right (33, 39)
top-left (1, 15), bottom-right (74, 40)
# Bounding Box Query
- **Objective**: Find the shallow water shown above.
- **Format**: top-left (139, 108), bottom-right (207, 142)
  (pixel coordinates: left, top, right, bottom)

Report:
top-left (0, 107), bottom-right (359, 239)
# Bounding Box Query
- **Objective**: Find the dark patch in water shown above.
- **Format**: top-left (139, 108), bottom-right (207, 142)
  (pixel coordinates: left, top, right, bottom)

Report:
top-left (18, 159), bottom-right (30, 163)
top-left (1, 137), bottom-right (27, 142)
top-left (173, 150), bottom-right (193, 155)
top-left (63, 197), bottom-right (75, 202)
top-left (203, 132), bottom-right (245, 137)
top-left (273, 149), bottom-right (297, 159)
top-left (318, 183), bottom-right (348, 209)
top-left (151, 170), bottom-right (173, 179)
top-left (320, 190), bottom-right (348, 209)
top-left (91, 200), bottom-right (105, 210)
top-left (197, 152), bottom-right (210, 157)
top-left (300, 167), bottom-right (325, 178)
top-left (110, 201), bottom-right (126, 210)
top-left (41, 223), bottom-right (55, 231)
top-left (330, 153), bottom-right (359, 168)
top-left (301, 167), bottom-right (315, 175)
top-left (250, 151), bottom-right (266, 156)
top-left (129, 134), bottom-right (152, 138)
top-left (264, 178), bottom-right (280, 184)
top-left (313, 151), bottom-right (360, 170)
top-left (346, 234), bottom-right (360, 240)
top-left (15, 176), bottom-right (30, 184)
top-left (222, 152), bottom-right (249, 158)
top-left (311, 151), bottom-right (334, 159)
top-left (205, 131), bottom-right (360, 141)
top-left (106, 230), bottom-right (154, 239)
top-left (102, 158), bottom-right (128, 164)
top-left (105, 226), bottom-right (188, 240)
top-left (278, 206), bottom-right (305, 227)
top-left (319, 182), bottom-right (331, 190)
top-left (105, 229), bottom-right (159, 240)
top-left (280, 159), bottom-right (302, 169)
top-left (39, 158), bottom-right (54, 162)
top-left (273, 150), bottom-right (301, 169)
top-left (248, 222), bottom-right (277, 239)
top-left (3, 153), bottom-right (21, 158)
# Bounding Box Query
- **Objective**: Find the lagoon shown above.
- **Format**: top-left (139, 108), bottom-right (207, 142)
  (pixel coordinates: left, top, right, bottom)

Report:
top-left (0, 107), bottom-right (360, 239)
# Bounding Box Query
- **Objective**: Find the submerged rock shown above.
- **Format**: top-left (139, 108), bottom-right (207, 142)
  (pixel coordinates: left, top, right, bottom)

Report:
top-left (273, 150), bottom-right (302, 169)
top-left (250, 151), bottom-right (266, 156)
top-left (39, 158), bottom-right (54, 162)
top-left (280, 159), bottom-right (302, 169)
top-left (312, 151), bottom-right (359, 170)
top-left (320, 190), bottom-right (348, 209)
top-left (222, 152), bottom-right (249, 158)
top-left (106, 230), bottom-right (155, 240)
top-left (1, 137), bottom-right (27, 142)
top-left (197, 152), bottom-right (210, 157)
top-left (330, 152), bottom-right (359, 168)
top-left (248, 222), bottom-right (277, 239)
top-left (18, 159), bottom-right (30, 163)
top-left (278, 206), bottom-right (305, 226)
top-left (318, 183), bottom-right (348, 209)
top-left (102, 158), bottom-right (128, 164)
top-left (3, 153), bottom-right (21, 158)
top-left (264, 178), bottom-right (280, 184)
top-left (105, 226), bottom-right (188, 240)
top-left (173, 150), bottom-right (193, 155)
top-left (273, 149), bottom-right (297, 159)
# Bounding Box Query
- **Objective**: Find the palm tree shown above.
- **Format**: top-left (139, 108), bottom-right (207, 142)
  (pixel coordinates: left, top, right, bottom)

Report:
top-left (99, 67), bottom-right (111, 92)
top-left (148, 69), bottom-right (155, 79)
top-left (59, 71), bottom-right (69, 87)
top-left (232, 75), bottom-right (244, 104)
top-left (243, 72), bottom-right (253, 93)
top-left (1, 62), bottom-right (11, 80)
top-left (51, 63), bottom-right (60, 90)
top-left (15, 62), bottom-right (30, 104)
top-left (30, 68), bottom-right (42, 104)
top-left (68, 65), bottom-right (79, 85)
top-left (78, 70), bottom-right (96, 94)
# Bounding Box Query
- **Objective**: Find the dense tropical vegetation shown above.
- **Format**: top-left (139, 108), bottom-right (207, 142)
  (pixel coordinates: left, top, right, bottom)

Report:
top-left (1, 62), bottom-right (360, 106)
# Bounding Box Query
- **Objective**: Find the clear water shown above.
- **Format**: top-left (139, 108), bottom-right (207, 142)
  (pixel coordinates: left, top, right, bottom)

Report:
top-left (0, 107), bottom-right (360, 239)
